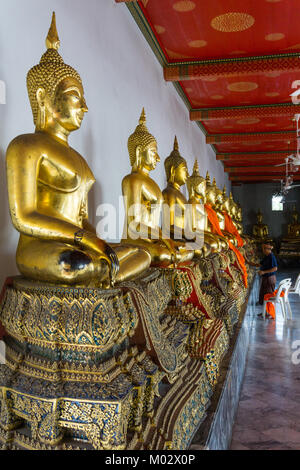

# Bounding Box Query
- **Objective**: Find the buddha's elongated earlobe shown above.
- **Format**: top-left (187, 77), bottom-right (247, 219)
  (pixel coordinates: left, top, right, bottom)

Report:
top-left (36, 88), bottom-right (46, 130)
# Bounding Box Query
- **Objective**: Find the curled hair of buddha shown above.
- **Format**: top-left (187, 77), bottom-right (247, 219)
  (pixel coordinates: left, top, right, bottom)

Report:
top-left (27, 12), bottom-right (82, 125)
top-left (187, 160), bottom-right (205, 195)
top-left (164, 136), bottom-right (187, 181)
top-left (127, 108), bottom-right (157, 167)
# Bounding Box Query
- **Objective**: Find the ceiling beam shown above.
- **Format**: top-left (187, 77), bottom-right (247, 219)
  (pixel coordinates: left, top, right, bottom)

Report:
top-left (164, 54), bottom-right (300, 82)
top-left (225, 166), bottom-right (297, 174)
top-left (217, 151), bottom-right (295, 161)
top-left (206, 131), bottom-right (296, 144)
top-left (230, 175), bottom-right (300, 182)
top-left (190, 104), bottom-right (300, 122)
top-left (115, 0), bottom-right (135, 3)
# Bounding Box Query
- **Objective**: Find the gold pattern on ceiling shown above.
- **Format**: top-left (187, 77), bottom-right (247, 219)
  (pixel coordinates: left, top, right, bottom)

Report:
top-left (173, 1), bottom-right (196, 12)
top-left (211, 12), bottom-right (255, 33)
top-left (188, 40), bottom-right (207, 48)
top-left (227, 81), bottom-right (258, 92)
top-left (265, 32), bottom-right (285, 41)
top-left (237, 118), bottom-right (261, 125)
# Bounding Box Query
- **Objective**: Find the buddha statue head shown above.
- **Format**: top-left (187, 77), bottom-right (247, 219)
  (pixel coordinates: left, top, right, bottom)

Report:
top-left (213, 179), bottom-right (224, 210)
top-left (27, 13), bottom-right (88, 138)
top-left (187, 160), bottom-right (206, 203)
top-left (229, 192), bottom-right (237, 219)
top-left (164, 137), bottom-right (189, 187)
top-left (239, 204), bottom-right (243, 221)
top-left (205, 172), bottom-right (216, 206)
top-left (221, 186), bottom-right (230, 213)
top-left (127, 108), bottom-right (160, 172)
top-left (257, 209), bottom-right (263, 224)
top-left (291, 205), bottom-right (299, 224)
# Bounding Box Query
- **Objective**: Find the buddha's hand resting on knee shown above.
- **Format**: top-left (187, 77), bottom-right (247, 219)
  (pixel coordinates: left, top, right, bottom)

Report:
top-left (74, 230), bottom-right (120, 286)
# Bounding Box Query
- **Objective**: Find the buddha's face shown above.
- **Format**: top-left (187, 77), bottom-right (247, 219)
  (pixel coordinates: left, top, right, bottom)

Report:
top-left (230, 205), bottom-right (236, 218)
top-left (174, 162), bottom-right (189, 186)
top-left (194, 181), bottom-right (206, 202)
top-left (215, 189), bottom-right (223, 208)
top-left (222, 197), bottom-right (230, 212)
top-left (206, 186), bottom-right (216, 206)
top-left (257, 214), bottom-right (263, 224)
top-left (139, 142), bottom-right (160, 171)
top-left (43, 77), bottom-right (88, 132)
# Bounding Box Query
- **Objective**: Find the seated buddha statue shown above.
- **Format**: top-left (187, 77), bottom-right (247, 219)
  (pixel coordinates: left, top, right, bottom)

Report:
top-left (161, 137), bottom-right (189, 241)
top-left (213, 183), bottom-right (237, 247)
top-left (228, 193), bottom-right (248, 247)
top-left (205, 173), bottom-right (228, 250)
top-left (6, 13), bottom-right (151, 287)
top-left (161, 138), bottom-right (207, 255)
top-left (285, 206), bottom-right (300, 240)
top-left (186, 161), bottom-right (221, 255)
top-left (122, 111), bottom-right (194, 267)
top-left (252, 210), bottom-right (272, 243)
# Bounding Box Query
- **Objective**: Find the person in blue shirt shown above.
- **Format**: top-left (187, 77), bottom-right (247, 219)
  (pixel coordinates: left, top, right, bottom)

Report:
top-left (258, 243), bottom-right (278, 307)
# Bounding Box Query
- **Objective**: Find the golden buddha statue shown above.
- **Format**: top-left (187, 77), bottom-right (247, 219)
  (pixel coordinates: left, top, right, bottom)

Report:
top-left (6, 13), bottom-right (151, 288)
top-left (217, 188), bottom-right (238, 247)
top-left (122, 111), bottom-right (194, 266)
top-left (234, 202), bottom-right (243, 235)
top-left (186, 161), bottom-right (220, 255)
top-left (286, 206), bottom-right (300, 240)
top-left (205, 173), bottom-right (228, 250)
top-left (252, 209), bottom-right (272, 242)
top-left (162, 137), bottom-right (189, 240)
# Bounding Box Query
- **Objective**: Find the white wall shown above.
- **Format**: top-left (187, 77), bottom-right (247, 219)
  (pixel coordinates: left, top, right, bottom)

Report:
top-left (0, 0), bottom-right (230, 285)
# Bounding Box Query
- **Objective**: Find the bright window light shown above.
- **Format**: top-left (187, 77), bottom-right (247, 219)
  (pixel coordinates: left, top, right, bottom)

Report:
top-left (272, 195), bottom-right (283, 211)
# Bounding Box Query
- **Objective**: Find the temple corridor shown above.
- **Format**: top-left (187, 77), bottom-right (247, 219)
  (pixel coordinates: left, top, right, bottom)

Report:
top-left (230, 269), bottom-right (300, 450)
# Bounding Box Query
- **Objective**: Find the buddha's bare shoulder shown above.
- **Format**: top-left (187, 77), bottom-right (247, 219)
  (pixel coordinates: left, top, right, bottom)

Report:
top-left (122, 172), bottom-right (143, 187)
top-left (6, 133), bottom-right (53, 159)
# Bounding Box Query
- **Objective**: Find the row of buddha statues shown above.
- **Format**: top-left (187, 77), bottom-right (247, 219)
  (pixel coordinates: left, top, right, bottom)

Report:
top-left (0, 13), bottom-right (257, 451)
top-left (250, 207), bottom-right (300, 258)
top-left (6, 51), bottom-right (249, 288)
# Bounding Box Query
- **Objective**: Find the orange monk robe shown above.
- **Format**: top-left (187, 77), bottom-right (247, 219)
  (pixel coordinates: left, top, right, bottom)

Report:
top-left (205, 204), bottom-right (248, 288)
top-left (224, 213), bottom-right (244, 248)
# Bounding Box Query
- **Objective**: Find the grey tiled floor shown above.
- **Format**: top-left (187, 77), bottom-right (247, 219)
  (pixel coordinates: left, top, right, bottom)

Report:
top-left (230, 269), bottom-right (300, 450)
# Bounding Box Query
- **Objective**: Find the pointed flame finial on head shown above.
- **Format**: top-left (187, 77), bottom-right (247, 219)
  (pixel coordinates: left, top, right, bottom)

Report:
top-left (206, 171), bottom-right (211, 185)
top-left (46, 12), bottom-right (60, 51)
top-left (212, 177), bottom-right (217, 187)
top-left (192, 159), bottom-right (200, 177)
top-left (223, 185), bottom-right (227, 197)
top-left (174, 135), bottom-right (179, 151)
top-left (139, 107), bottom-right (146, 126)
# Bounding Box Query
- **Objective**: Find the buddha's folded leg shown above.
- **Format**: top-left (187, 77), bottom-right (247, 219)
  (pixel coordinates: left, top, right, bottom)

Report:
top-left (16, 235), bottom-right (108, 285)
top-left (121, 238), bottom-right (173, 267)
top-left (110, 244), bottom-right (151, 283)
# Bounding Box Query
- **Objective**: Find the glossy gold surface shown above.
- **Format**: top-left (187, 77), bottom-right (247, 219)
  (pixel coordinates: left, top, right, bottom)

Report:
top-left (285, 206), bottom-right (300, 240)
top-left (187, 161), bottom-right (219, 256)
top-left (205, 173), bottom-right (228, 250)
top-left (252, 209), bottom-right (272, 242)
top-left (122, 111), bottom-right (193, 266)
top-left (6, 13), bottom-right (151, 287)
top-left (215, 186), bottom-right (237, 247)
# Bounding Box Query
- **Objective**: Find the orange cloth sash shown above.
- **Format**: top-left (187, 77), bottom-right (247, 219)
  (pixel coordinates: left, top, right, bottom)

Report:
top-left (205, 204), bottom-right (248, 288)
top-left (264, 289), bottom-right (285, 319)
top-left (224, 213), bottom-right (244, 248)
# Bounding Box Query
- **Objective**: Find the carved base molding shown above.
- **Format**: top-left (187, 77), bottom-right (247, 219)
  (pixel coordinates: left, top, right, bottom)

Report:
top-left (0, 263), bottom-right (255, 450)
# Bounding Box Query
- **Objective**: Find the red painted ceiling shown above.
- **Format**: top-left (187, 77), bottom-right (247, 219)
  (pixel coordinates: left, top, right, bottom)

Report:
top-left (139, 0), bottom-right (300, 61)
top-left (130, 0), bottom-right (300, 182)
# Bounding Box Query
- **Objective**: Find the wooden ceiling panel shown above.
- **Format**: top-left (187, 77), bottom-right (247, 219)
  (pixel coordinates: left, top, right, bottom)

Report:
top-left (118, 0), bottom-right (300, 183)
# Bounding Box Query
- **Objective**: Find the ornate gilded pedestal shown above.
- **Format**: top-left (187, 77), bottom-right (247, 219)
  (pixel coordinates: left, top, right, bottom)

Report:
top-left (0, 270), bottom-right (214, 450)
top-left (164, 263), bottom-right (230, 387)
